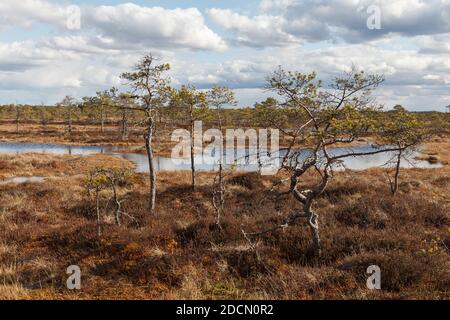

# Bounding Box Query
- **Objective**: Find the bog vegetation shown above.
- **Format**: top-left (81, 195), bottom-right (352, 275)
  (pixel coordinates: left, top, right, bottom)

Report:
top-left (0, 54), bottom-right (448, 300)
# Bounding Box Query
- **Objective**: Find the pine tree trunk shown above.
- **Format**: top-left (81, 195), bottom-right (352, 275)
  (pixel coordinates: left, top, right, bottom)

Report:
top-left (144, 116), bottom-right (156, 214)
top-left (190, 117), bottom-right (196, 191)
top-left (391, 149), bottom-right (402, 195)
top-left (112, 184), bottom-right (121, 226)
top-left (121, 110), bottom-right (128, 141)
top-left (101, 110), bottom-right (105, 133)
top-left (309, 212), bottom-right (321, 259)
top-left (96, 190), bottom-right (101, 237)
top-left (68, 108), bottom-right (73, 133)
top-left (15, 107), bottom-right (19, 133)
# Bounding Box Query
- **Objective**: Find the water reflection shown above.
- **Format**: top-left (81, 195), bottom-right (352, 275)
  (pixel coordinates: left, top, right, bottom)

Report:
top-left (0, 142), bottom-right (442, 174)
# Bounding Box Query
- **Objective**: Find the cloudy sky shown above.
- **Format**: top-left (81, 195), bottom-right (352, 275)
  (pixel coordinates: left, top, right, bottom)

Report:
top-left (0, 0), bottom-right (449, 111)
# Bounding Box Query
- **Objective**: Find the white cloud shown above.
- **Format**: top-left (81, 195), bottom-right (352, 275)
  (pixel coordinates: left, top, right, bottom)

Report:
top-left (0, 41), bottom-right (78, 72)
top-left (85, 4), bottom-right (227, 52)
top-left (0, 39), bottom-right (119, 92)
top-left (42, 36), bottom-right (114, 55)
top-left (0, 1), bottom-right (226, 52)
top-left (417, 33), bottom-right (450, 54)
top-left (170, 43), bottom-right (450, 110)
top-left (210, 0), bottom-right (450, 47)
top-left (259, 0), bottom-right (296, 13)
top-left (208, 8), bottom-right (316, 47)
top-left (2, 35), bottom-right (449, 111)
top-left (0, 0), bottom-right (74, 30)
top-left (0, 0), bottom-right (448, 111)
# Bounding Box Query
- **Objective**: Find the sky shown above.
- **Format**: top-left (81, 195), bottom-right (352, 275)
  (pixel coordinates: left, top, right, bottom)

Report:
top-left (0, 0), bottom-right (449, 111)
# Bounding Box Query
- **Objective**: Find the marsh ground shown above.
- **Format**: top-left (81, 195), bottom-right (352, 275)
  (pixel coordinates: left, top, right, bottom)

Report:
top-left (0, 133), bottom-right (448, 299)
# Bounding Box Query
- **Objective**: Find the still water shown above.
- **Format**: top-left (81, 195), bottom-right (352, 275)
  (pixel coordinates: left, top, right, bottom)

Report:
top-left (0, 142), bottom-right (442, 174)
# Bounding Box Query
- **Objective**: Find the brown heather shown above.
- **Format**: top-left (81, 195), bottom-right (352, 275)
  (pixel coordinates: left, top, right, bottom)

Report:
top-left (0, 138), bottom-right (448, 299)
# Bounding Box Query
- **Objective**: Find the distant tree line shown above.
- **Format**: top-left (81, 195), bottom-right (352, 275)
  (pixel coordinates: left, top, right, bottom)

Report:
top-left (1, 99), bottom-right (448, 136)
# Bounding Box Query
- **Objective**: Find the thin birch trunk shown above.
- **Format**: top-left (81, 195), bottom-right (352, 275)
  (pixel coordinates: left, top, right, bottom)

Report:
top-left (96, 189), bottom-right (101, 237)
